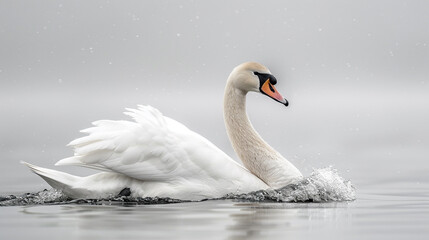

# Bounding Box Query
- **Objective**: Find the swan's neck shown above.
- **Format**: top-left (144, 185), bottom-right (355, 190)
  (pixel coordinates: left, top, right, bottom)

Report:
top-left (223, 81), bottom-right (302, 188)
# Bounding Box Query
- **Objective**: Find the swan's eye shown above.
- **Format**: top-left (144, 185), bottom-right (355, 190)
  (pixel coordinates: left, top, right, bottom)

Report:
top-left (253, 72), bottom-right (260, 75)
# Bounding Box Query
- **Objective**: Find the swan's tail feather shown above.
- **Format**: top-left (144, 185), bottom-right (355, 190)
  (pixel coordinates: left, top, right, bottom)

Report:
top-left (55, 156), bottom-right (82, 166)
top-left (21, 161), bottom-right (80, 193)
top-left (55, 157), bottom-right (111, 172)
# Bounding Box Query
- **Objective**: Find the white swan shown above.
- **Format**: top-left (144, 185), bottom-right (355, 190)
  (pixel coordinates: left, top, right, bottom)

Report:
top-left (23, 62), bottom-right (303, 200)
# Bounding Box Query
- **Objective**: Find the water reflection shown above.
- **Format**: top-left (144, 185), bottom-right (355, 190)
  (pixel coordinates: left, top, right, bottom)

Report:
top-left (13, 185), bottom-right (429, 240)
top-left (226, 202), bottom-right (351, 240)
top-left (227, 203), bottom-right (297, 240)
top-left (17, 200), bottom-right (354, 240)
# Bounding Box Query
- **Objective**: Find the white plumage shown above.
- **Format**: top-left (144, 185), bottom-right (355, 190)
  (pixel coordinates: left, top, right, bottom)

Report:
top-left (23, 62), bottom-right (302, 200)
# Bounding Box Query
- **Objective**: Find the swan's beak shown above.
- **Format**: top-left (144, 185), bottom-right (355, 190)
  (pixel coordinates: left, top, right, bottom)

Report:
top-left (260, 79), bottom-right (289, 106)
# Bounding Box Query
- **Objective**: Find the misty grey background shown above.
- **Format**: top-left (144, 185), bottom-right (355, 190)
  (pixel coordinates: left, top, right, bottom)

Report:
top-left (1, 0), bottom-right (428, 194)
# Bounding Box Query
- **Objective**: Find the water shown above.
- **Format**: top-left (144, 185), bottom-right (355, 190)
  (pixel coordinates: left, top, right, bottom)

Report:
top-left (1, 185), bottom-right (428, 240)
top-left (2, 168), bottom-right (429, 240)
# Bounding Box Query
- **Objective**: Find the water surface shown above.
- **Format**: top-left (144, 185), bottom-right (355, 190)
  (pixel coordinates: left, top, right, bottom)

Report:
top-left (1, 168), bottom-right (429, 240)
top-left (1, 184), bottom-right (428, 240)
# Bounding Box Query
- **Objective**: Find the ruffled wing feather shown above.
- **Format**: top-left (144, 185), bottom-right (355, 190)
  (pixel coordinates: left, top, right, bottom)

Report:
top-left (56, 105), bottom-right (208, 181)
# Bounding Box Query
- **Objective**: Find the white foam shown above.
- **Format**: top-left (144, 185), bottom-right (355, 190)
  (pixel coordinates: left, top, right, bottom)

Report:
top-left (226, 167), bottom-right (356, 202)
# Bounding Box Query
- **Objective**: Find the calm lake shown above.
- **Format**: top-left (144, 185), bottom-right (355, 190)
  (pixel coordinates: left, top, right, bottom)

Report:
top-left (1, 183), bottom-right (429, 240)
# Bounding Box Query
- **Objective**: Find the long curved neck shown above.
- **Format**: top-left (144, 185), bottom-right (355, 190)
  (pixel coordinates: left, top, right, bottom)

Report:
top-left (223, 81), bottom-right (302, 188)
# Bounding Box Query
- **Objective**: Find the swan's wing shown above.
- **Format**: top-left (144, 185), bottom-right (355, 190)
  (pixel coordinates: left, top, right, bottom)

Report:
top-left (56, 105), bottom-right (244, 182)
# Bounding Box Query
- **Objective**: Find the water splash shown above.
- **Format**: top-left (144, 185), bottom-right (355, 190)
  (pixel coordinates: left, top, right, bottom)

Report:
top-left (224, 167), bottom-right (355, 202)
top-left (0, 189), bottom-right (184, 207)
top-left (0, 189), bottom-right (69, 206)
top-left (1, 167), bottom-right (354, 206)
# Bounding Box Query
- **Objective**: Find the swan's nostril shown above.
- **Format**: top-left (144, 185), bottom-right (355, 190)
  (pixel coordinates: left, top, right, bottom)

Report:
top-left (268, 82), bottom-right (275, 93)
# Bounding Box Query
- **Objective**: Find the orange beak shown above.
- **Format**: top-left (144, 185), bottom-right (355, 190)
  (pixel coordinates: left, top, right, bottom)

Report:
top-left (260, 79), bottom-right (288, 106)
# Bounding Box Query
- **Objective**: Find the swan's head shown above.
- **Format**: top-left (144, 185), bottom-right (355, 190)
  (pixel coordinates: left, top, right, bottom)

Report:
top-left (228, 62), bottom-right (289, 106)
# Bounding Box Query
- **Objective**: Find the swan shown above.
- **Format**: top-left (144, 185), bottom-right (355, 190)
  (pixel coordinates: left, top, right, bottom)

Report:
top-left (23, 62), bottom-right (303, 200)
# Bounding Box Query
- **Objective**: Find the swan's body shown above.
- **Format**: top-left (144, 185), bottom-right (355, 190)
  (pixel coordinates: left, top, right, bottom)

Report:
top-left (24, 62), bottom-right (302, 200)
